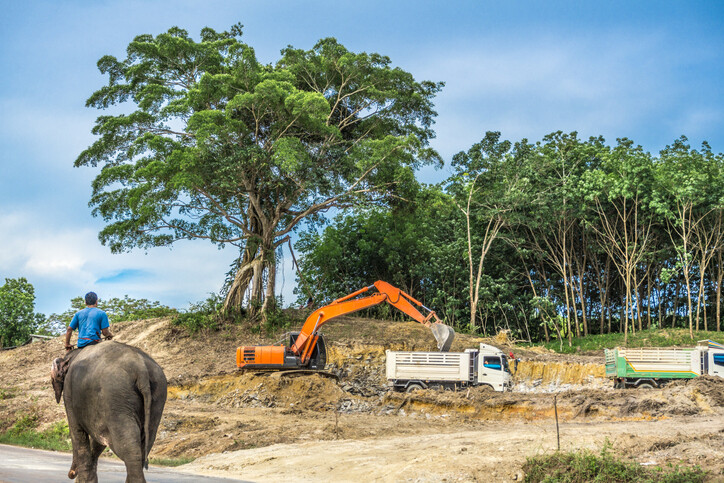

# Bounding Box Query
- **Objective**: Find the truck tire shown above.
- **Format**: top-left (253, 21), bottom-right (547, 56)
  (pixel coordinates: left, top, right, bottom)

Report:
top-left (637, 382), bottom-right (655, 389)
top-left (406, 383), bottom-right (424, 393)
top-left (480, 384), bottom-right (494, 392)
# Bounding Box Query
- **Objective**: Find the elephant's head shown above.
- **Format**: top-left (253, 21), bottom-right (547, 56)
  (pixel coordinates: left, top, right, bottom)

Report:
top-left (50, 357), bottom-right (65, 404)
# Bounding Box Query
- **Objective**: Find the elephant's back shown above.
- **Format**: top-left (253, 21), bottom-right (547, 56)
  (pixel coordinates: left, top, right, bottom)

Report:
top-left (65, 342), bottom-right (161, 414)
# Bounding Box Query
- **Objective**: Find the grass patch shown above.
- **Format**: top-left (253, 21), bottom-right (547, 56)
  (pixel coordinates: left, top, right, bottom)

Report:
top-left (149, 456), bottom-right (195, 467)
top-left (524, 328), bottom-right (724, 354)
top-left (0, 416), bottom-right (72, 452)
top-left (523, 447), bottom-right (706, 482)
top-left (0, 388), bottom-right (15, 400)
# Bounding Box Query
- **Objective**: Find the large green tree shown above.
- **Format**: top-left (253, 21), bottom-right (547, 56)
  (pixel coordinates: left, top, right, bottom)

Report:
top-left (0, 278), bottom-right (38, 348)
top-left (77, 24), bottom-right (442, 315)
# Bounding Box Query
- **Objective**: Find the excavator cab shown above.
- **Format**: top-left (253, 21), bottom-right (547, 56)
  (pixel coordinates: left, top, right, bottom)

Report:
top-left (287, 331), bottom-right (327, 370)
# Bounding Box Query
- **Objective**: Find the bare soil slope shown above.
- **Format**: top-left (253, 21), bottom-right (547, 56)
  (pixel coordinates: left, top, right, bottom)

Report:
top-left (1, 316), bottom-right (723, 481)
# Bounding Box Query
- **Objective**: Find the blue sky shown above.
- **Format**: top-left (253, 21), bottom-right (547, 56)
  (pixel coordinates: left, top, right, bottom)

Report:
top-left (1, 1), bottom-right (723, 315)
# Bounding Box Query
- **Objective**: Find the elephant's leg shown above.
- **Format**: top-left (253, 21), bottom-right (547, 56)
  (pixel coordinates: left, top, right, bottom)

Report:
top-left (67, 421), bottom-right (95, 483)
top-left (89, 438), bottom-right (106, 478)
top-left (108, 423), bottom-right (146, 483)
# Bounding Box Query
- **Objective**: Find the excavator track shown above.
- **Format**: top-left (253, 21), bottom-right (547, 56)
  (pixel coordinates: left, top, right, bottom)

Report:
top-left (239, 369), bottom-right (340, 381)
top-left (269, 369), bottom-right (340, 381)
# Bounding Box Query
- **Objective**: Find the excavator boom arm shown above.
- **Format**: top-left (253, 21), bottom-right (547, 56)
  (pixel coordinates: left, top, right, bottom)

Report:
top-left (291, 281), bottom-right (453, 362)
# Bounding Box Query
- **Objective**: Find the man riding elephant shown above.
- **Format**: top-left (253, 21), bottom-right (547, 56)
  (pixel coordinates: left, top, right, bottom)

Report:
top-left (64, 292), bottom-right (113, 351)
top-left (50, 292), bottom-right (167, 482)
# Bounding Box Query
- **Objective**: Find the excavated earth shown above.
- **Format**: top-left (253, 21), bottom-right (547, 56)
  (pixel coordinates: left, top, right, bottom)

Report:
top-left (1, 316), bottom-right (724, 482)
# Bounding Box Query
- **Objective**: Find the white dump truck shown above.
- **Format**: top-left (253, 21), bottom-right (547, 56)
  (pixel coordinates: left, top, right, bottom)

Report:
top-left (604, 340), bottom-right (724, 389)
top-left (386, 343), bottom-right (513, 392)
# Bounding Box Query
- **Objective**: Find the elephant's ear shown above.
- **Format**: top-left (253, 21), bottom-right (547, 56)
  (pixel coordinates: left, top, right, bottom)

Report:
top-left (51, 377), bottom-right (64, 403)
top-left (50, 358), bottom-right (65, 404)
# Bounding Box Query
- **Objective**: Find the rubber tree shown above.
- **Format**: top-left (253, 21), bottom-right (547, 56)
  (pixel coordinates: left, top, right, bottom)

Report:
top-left (447, 131), bottom-right (527, 332)
top-left (76, 24), bottom-right (443, 316)
top-left (584, 139), bottom-right (655, 345)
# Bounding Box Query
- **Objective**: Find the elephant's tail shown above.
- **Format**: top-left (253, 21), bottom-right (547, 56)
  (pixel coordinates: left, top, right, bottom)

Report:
top-left (136, 371), bottom-right (152, 470)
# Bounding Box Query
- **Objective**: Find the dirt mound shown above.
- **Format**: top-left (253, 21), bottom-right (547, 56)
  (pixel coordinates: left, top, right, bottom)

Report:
top-left (170, 372), bottom-right (346, 411)
top-left (3, 315), bottom-right (724, 481)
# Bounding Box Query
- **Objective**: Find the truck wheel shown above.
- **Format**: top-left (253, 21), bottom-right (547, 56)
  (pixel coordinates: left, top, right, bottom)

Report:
top-left (406, 383), bottom-right (424, 393)
top-left (480, 384), bottom-right (494, 392)
top-left (637, 382), bottom-right (655, 389)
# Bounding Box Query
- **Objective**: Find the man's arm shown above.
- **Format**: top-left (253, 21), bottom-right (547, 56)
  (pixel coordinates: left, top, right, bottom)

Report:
top-left (101, 327), bottom-right (113, 340)
top-left (64, 327), bottom-right (74, 351)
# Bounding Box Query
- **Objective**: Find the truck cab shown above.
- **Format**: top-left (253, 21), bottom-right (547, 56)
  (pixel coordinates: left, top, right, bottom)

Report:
top-left (476, 344), bottom-right (513, 391)
top-left (703, 340), bottom-right (724, 378)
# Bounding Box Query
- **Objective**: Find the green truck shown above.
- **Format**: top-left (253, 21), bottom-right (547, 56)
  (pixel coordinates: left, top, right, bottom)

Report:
top-left (604, 340), bottom-right (724, 389)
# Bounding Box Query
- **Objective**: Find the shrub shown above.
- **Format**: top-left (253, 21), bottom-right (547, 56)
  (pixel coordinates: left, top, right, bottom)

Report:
top-left (172, 294), bottom-right (224, 334)
top-left (523, 446), bottom-right (706, 482)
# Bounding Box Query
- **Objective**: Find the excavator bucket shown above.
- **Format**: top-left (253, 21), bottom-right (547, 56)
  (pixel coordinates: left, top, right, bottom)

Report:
top-left (431, 323), bottom-right (455, 352)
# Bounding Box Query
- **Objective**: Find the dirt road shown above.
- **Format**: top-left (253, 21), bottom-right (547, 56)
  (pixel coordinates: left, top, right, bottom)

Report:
top-left (184, 416), bottom-right (724, 482)
top-left (0, 444), bottom-right (249, 483)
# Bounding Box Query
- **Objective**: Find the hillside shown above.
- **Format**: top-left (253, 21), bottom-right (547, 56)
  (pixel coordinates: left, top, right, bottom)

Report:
top-left (1, 316), bottom-right (723, 481)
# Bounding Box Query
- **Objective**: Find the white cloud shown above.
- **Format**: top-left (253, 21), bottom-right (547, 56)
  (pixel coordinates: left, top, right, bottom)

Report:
top-left (0, 209), bottom-right (299, 315)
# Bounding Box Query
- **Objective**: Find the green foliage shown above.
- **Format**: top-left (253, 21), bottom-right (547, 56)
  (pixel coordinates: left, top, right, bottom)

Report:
top-left (77, 23), bottom-right (443, 313)
top-left (7, 411), bottom-right (39, 435)
top-left (0, 388), bottom-right (15, 400)
top-left (0, 278), bottom-right (40, 347)
top-left (0, 417), bottom-right (72, 452)
top-left (261, 306), bottom-right (298, 335)
top-left (97, 296), bottom-right (177, 322)
top-left (528, 328), bottom-right (723, 354)
top-left (172, 293), bottom-right (224, 334)
top-left (523, 446), bottom-right (706, 482)
top-left (296, 130), bottom-right (724, 343)
top-left (149, 456), bottom-right (195, 467)
top-left (46, 295), bottom-right (177, 333)
top-left (295, 184), bottom-right (473, 328)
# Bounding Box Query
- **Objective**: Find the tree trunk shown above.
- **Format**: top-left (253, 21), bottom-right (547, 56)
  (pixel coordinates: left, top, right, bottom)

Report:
top-left (646, 267), bottom-right (652, 329)
top-left (684, 265), bottom-right (694, 337)
top-left (672, 277), bottom-right (681, 329)
top-left (568, 259), bottom-right (580, 338)
top-left (600, 257), bottom-right (611, 335)
top-left (658, 276), bottom-right (664, 328)
top-left (574, 248), bottom-right (588, 336)
top-left (223, 241), bottom-right (259, 312)
top-left (261, 256), bottom-right (277, 315)
top-left (718, 249), bottom-right (723, 331)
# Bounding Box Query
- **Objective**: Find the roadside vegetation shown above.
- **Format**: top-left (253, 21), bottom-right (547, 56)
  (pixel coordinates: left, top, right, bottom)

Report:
top-left (523, 446), bottom-right (707, 482)
top-left (148, 456), bottom-right (195, 467)
top-left (528, 328), bottom-right (723, 354)
top-left (0, 408), bottom-right (195, 467)
top-left (0, 411), bottom-right (72, 452)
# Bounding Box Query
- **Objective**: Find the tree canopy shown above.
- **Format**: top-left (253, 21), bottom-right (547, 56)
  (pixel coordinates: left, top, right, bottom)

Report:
top-left (0, 278), bottom-right (42, 348)
top-left (297, 132), bottom-right (724, 343)
top-left (77, 24), bottom-right (443, 315)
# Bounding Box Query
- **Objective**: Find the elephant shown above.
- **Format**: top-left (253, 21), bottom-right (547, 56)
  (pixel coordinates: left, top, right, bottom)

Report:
top-left (51, 341), bottom-right (167, 483)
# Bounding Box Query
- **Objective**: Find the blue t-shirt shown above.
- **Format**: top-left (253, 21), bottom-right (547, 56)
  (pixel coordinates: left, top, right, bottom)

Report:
top-left (70, 307), bottom-right (110, 348)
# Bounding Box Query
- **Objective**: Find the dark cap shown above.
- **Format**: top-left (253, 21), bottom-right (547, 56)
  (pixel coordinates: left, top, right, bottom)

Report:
top-left (85, 292), bottom-right (98, 305)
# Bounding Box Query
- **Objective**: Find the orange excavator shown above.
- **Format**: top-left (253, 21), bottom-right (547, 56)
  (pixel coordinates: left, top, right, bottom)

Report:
top-left (236, 281), bottom-right (455, 371)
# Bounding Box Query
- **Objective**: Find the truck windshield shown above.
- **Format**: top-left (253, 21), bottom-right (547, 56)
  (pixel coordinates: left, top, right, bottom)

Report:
top-left (483, 356), bottom-right (502, 371)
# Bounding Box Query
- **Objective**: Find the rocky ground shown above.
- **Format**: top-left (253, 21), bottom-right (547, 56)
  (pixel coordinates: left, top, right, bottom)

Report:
top-left (1, 316), bottom-right (723, 481)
